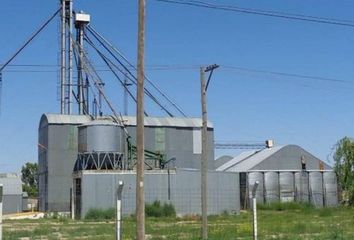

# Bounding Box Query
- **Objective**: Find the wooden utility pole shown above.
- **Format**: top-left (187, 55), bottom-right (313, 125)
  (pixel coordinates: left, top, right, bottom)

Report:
top-left (200, 64), bottom-right (219, 240)
top-left (200, 67), bottom-right (208, 240)
top-left (136, 0), bottom-right (146, 239)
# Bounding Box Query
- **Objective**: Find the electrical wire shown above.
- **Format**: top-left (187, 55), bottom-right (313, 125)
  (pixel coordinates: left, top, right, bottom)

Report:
top-left (221, 65), bottom-right (352, 84)
top-left (3, 63), bottom-right (353, 86)
top-left (155, 0), bottom-right (354, 27)
top-left (84, 34), bottom-right (146, 115)
top-left (0, 7), bottom-right (61, 115)
top-left (0, 8), bottom-right (61, 72)
top-left (85, 27), bottom-right (176, 117)
top-left (70, 32), bottom-right (128, 131)
top-left (87, 26), bottom-right (187, 117)
top-left (85, 27), bottom-right (174, 117)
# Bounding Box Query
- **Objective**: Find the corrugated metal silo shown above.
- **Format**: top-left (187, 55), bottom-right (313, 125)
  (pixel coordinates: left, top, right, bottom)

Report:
top-left (323, 172), bottom-right (338, 207)
top-left (309, 172), bottom-right (323, 207)
top-left (248, 172), bottom-right (264, 204)
top-left (78, 120), bottom-right (124, 153)
top-left (279, 172), bottom-right (295, 202)
top-left (264, 172), bottom-right (279, 203)
top-left (295, 171), bottom-right (309, 203)
top-left (75, 120), bottom-right (125, 171)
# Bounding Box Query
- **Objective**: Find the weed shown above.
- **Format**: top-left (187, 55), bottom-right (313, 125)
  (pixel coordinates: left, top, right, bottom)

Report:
top-left (145, 200), bottom-right (176, 217)
top-left (85, 208), bottom-right (115, 220)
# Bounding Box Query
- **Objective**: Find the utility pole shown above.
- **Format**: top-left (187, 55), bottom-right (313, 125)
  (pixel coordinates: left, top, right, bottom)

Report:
top-left (200, 64), bottom-right (219, 240)
top-left (136, 0), bottom-right (146, 239)
top-left (200, 67), bottom-right (208, 240)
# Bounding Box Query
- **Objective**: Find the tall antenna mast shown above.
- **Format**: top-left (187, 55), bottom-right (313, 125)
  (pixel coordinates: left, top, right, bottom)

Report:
top-left (60, 0), bottom-right (67, 114)
top-left (60, 0), bottom-right (74, 114)
top-left (75, 11), bottom-right (90, 115)
top-left (67, 0), bottom-right (74, 114)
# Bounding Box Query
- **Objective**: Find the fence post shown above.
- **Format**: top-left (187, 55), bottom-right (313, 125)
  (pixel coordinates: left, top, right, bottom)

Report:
top-left (0, 184), bottom-right (3, 240)
top-left (116, 181), bottom-right (124, 240)
top-left (252, 181), bottom-right (259, 240)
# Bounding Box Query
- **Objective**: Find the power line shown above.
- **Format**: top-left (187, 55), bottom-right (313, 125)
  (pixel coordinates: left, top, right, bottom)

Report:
top-left (221, 65), bottom-right (352, 84)
top-left (155, 0), bottom-right (354, 27)
top-left (4, 64), bottom-right (353, 85)
top-left (87, 26), bottom-right (187, 117)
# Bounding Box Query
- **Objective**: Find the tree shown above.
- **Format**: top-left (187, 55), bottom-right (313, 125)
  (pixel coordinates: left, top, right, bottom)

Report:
top-left (333, 137), bottom-right (354, 205)
top-left (21, 162), bottom-right (38, 197)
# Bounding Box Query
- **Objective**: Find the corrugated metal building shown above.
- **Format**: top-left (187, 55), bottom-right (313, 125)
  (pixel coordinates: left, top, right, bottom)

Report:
top-left (216, 145), bottom-right (332, 172)
top-left (216, 145), bottom-right (338, 208)
top-left (0, 173), bottom-right (23, 214)
top-left (38, 114), bottom-right (215, 212)
top-left (73, 169), bottom-right (240, 218)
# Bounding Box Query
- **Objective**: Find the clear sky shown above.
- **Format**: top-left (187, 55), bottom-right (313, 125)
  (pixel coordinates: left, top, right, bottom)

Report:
top-left (1, 0), bottom-right (354, 173)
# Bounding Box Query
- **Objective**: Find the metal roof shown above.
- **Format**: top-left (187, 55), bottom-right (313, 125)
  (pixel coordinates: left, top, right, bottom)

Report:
top-left (79, 119), bottom-right (121, 127)
top-left (216, 145), bottom-right (333, 172)
top-left (41, 114), bottom-right (92, 125)
top-left (216, 146), bottom-right (284, 172)
top-left (228, 146), bottom-right (284, 172)
top-left (216, 150), bottom-right (258, 171)
top-left (41, 114), bottom-right (213, 128)
top-left (123, 116), bottom-right (213, 128)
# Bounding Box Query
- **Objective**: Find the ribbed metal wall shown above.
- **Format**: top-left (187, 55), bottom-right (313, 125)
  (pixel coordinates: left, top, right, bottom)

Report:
top-left (78, 122), bottom-right (124, 153)
top-left (76, 169), bottom-right (240, 218)
top-left (264, 172), bottom-right (279, 203)
top-left (309, 172), bottom-right (324, 207)
top-left (279, 172), bottom-right (295, 202)
top-left (246, 171), bottom-right (337, 208)
top-left (295, 172), bottom-right (309, 203)
top-left (323, 172), bottom-right (338, 207)
top-left (248, 172), bottom-right (264, 204)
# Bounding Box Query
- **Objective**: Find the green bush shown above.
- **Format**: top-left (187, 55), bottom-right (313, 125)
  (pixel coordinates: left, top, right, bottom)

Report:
top-left (85, 208), bottom-right (115, 220)
top-left (162, 202), bottom-right (176, 217)
top-left (145, 200), bottom-right (176, 217)
top-left (258, 202), bottom-right (314, 211)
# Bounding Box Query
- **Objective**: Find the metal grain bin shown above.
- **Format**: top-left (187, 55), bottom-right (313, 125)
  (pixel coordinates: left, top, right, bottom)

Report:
top-left (309, 172), bottom-right (323, 208)
top-left (279, 172), bottom-right (295, 202)
top-left (323, 172), bottom-right (338, 207)
top-left (295, 172), bottom-right (309, 203)
top-left (248, 172), bottom-right (264, 205)
top-left (264, 172), bottom-right (279, 203)
top-left (78, 120), bottom-right (124, 153)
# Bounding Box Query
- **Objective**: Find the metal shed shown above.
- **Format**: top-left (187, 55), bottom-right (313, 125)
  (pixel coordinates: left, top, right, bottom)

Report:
top-left (0, 173), bottom-right (23, 214)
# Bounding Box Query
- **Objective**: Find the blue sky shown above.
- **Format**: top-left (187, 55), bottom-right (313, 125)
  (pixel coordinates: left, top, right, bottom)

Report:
top-left (1, 0), bottom-right (354, 172)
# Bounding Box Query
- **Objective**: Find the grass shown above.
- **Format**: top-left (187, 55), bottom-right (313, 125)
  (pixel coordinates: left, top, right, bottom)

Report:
top-left (3, 206), bottom-right (354, 239)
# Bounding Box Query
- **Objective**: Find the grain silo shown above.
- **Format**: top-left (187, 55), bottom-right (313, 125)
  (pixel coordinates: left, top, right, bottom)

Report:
top-left (217, 144), bottom-right (338, 208)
